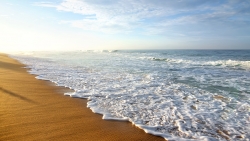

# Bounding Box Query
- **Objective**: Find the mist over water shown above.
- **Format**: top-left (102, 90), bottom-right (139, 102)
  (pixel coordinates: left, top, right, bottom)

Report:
top-left (11, 50), bottom-right (250, 140)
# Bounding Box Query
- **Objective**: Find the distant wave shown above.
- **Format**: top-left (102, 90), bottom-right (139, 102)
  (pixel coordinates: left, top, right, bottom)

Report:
top-left (205, 60), bottom-right (250, 69)
top-left (151, 57), bottom-right (170, 61)
top-left (148, 57), bottom-right (250, 70)
top-left (80, 50), bottom-right (118, 53)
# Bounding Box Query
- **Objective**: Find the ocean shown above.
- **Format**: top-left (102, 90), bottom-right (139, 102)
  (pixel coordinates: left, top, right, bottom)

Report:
top-left (11, 50), bottom-right (250, 141)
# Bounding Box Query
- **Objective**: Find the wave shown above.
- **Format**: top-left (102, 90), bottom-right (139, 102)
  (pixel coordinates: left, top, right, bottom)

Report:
top-left (205, 60), bottom-right (250, 69)
top-left (152, 57), bottom-right (170, 61)
top-left (147, 57), bottom-right (250, 70)
top-left (11, 51), bottom-right (250, 141)
top-left (80, 50), bottom-right (118, 53)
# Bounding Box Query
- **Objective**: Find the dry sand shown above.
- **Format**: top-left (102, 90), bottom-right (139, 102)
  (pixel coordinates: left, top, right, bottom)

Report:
top-left (0, 53), bottom-right (165, 141)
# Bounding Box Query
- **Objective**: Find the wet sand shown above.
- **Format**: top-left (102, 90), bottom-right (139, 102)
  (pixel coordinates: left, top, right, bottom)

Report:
top-left (0, 53), bottom-right (165, 141)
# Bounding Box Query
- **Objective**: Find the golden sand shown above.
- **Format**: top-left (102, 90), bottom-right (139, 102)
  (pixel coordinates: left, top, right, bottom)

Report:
top-left (0, 53), bottom-right (165, 141)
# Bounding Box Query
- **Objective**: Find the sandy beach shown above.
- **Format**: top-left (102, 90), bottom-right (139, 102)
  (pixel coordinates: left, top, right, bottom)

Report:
top-left (0, 53), bottom-right (165, 141)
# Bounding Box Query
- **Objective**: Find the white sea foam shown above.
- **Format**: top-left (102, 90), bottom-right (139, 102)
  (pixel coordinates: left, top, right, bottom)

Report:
top-left (10, 50), bottom-right (250, 141)
top-left (147, 57), bottom-right (250, 70)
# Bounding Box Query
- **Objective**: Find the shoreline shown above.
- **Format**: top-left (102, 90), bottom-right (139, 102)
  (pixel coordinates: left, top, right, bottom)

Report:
top-left (0, 53), bottom-right (165, 141)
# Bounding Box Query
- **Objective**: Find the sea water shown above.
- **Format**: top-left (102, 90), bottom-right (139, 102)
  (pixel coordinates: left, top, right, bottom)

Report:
top-left (11, 50), bottom-right (250, 141)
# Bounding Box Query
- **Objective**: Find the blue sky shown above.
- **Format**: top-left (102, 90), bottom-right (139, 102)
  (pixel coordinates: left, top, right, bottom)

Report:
top-left (0, 0), bottom-right (250, 51)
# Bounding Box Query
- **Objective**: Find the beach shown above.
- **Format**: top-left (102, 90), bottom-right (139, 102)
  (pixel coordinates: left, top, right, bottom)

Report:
top-left (0, 53), bottom-right (165, 141)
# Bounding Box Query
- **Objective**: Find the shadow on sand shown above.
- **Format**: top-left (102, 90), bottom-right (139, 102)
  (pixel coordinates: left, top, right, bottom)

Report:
top-left (0, 87), bottom-right (38, 104)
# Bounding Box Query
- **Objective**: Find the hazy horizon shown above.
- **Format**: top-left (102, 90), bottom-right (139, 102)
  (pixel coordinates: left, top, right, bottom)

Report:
top-left (1, 0), bottom-right (250, 51)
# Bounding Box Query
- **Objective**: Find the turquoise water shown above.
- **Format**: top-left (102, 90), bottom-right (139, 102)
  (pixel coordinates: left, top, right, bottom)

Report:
top-left (12, 50), bottom-right (250, 141)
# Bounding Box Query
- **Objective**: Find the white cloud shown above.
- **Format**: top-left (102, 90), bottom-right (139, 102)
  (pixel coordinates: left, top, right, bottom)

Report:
top-left (33, 2), bottom-right (57, 8)
top-left (35, 0), bottom-right (250, 36)
top-left (0, 15), bottom-right (9, 17)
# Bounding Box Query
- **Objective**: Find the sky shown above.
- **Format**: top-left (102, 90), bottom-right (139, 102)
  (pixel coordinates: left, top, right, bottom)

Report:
top-left (0, 0), bottom-right (250, 51)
